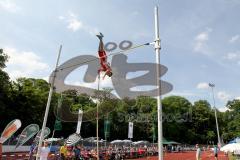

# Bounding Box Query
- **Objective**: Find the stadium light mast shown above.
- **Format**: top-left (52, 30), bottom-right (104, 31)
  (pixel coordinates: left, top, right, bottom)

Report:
top-left (209, 83), bottom-right (221, 147)
top-left (154, 5), bottom-right (163, 160)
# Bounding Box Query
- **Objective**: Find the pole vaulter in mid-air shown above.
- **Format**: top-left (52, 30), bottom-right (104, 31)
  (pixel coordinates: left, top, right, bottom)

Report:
top-left (96, 32), bottom-right (113, 79)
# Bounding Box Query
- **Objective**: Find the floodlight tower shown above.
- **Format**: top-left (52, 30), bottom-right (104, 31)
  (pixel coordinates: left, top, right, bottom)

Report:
top-left (209, 83), bottom-right (221, 147)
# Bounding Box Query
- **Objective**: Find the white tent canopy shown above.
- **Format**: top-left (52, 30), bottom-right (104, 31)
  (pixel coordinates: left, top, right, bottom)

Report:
top-left (93, 139), bottom-right (106, 143)
top-left (132, 140), bottom-right (150, 145)
top-left (220, 143), bottom-right (240, 152)
top-left (122, 139), bottom-right (132, 143)
top-left (110, 140), bottom-right (123, 144)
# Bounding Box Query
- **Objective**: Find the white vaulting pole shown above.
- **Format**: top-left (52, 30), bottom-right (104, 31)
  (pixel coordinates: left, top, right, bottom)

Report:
top-left (154, 6), bottom-right (163, 160)
top-left (96, 74), bottom-right (100, 160)
top-left (36, 45), bottom-right (62, 159)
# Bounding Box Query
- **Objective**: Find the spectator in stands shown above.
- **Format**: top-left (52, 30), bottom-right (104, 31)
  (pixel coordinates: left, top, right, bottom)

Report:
top-left (73, 144), bottom-right (81, 160)
top-left (29, 143), bottom-right (36, 160)
top-left (65, 146), bottom-right (75, 160)
top-left (213, 145), bottom-right (218, 160)
top-left (60, 144), bottom-right (67, 160)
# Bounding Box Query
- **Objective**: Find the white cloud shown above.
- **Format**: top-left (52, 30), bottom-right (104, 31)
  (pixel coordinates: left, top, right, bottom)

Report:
top-left (0, 0), bottom-right (20, 13)
top-left (223, 51), bottom-right (240, 65)
top-left (169, 91), bottom-right (197, 97)
top-left (218, 107), bottom-right (229, 112)
top-left (229, 35), bottom-right (240, 43)
top-left (236, 97), bottom-right (240, 100)
top-left (193, 28), bottom-right (212, 53)
top-left (67, 18), bottom-right (82, 32)
top-left (59, 11), bottom-right (99, 35)
top-left (196, 32), bottom-right (209, 41)
top-left (42, 76), bottom-right (49, 82)
top-left (224, 52), bottom-right (239, 60)
top-left (4, 47), bottom-right (49, 80)
top-left (217, 91), bottom-right (231, 102)
top-left (196, 82), bottom-right (209, 89)
top-left (65, 12), bottom-right (83, 32)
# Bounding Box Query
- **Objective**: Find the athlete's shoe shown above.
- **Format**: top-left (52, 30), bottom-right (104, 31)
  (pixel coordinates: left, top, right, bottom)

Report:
top-left (96, 32), bottom-right (104, 39)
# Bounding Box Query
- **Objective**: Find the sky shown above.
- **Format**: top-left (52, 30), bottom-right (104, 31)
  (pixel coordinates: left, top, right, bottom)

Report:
top-left (0, 0), bottom-right (240, 111)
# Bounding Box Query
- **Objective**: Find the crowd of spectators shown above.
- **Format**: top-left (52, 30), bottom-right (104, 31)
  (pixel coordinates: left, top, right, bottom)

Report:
top-left (36, 143), bottom-right (159, 160)
top-left (54, 145), bottom-right (158, 160)
top-left (33, 141), bottom-right (201, 159)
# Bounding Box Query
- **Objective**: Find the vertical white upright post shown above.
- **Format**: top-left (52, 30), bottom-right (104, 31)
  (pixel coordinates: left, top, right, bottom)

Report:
top-left (154, 6), bottom-right (163, 160)
top-left (36, 45), bottom-right (62, 159)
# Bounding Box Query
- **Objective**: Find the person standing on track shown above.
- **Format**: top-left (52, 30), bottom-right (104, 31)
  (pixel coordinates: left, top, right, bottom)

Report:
top-left (39, 141), bottom-right (50, 160)
top-left (196, 144), bottom-right (201, 160)
top-left (213, 145), bottom-right (218, 160)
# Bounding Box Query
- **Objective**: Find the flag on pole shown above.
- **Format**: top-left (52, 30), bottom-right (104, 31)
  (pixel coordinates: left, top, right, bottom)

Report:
top-left (128, 122), bottom-right (133, 139)
top-left (0, 119), bottom-right (22, 144)
top-left (104, 119), bottom-right (110, 139)
top-left (54, 119), bottom-right (62, 131)
top-left (15, 124), bottom-right (39, 148)
top-left (76, 109), bottom-right (83, 135)
top-left (54, 93), bottom-right (63, 131)
top-left (152, 124), bottom-right (156, 142)
top-left (34, 127), bottom-right (51, 144)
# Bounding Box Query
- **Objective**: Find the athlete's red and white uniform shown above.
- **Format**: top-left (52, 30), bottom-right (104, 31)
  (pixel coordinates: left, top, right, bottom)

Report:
top-left (98, 50), bottom-right (112, 78)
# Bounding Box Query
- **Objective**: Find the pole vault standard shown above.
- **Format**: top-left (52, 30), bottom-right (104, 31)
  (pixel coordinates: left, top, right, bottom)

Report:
top-left (36, 45), bottom-right (62, 159)
top-left (154, 6), bottom-right (163, 160)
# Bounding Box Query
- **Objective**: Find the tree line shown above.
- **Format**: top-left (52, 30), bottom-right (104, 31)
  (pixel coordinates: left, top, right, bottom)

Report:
top-left (0, 49), bottom-right (239, 145)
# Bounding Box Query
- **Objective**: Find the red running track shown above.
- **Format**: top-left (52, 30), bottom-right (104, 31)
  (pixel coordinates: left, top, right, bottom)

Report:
top-left (131, 151), bottom-right (229, 160)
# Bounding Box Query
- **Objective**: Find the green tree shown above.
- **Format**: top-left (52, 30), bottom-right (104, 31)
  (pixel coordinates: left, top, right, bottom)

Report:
top-left (192, 100), bottom-right (217, 144)
top-left (0, 49), bottom-right (11, 129)
top-left (162, 96), bottom-right (193, 143)
top-left (221, 99), bottom-right (240, 141)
